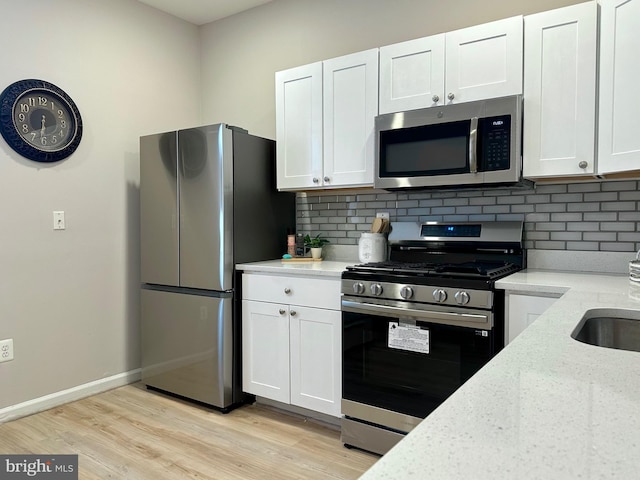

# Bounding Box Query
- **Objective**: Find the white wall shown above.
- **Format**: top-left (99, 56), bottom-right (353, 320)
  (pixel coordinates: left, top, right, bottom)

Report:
top-left (0, 0), bottom-right (200, 410)
top-left (199, 0), bottom-right (584, 140)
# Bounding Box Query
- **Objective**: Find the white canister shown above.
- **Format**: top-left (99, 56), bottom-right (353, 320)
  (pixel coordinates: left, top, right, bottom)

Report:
top-left (358, 233), bottom-right (387, 263)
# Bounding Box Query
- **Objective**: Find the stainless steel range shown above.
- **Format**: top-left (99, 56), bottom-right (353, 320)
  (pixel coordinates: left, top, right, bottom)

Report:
top-left (340, 221), bottom-right (524, 455)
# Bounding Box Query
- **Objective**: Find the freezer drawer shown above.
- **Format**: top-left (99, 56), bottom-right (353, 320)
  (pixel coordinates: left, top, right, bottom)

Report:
top-left (141, 288), bottom-right (234, 408)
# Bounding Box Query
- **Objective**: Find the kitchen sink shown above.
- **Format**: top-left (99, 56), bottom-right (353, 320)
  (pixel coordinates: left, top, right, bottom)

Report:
top-left (571, 308), bottom-right (640, 353)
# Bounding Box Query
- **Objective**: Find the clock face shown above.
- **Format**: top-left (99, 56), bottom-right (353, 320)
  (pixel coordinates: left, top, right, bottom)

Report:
top-left (0, 79), bottom-right (82, 162)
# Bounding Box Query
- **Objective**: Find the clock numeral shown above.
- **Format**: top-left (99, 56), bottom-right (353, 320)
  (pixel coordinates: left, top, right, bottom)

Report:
top-left (20, 103), bottom-right (29, 113)
top-left (18, 113), bottom-right (25, 122)
top-left (41, 137), bottom-right (47, 146)
top-left (58, 109), bottom-right (64, 119)
top-left (28, 97), bottom-right (36, 107)
top-left (22, 124), bottom-right (29, 134)
top-left (60, 129), bottom-right (65, 138)
top-left (38, 96), bottom-right (48, 106)
top-left (52, 136), bottom-right (58, 144)
top-left (61, 120), bottom-right (66, 129)
top-left (30, 132), bottom-right (37, 141)
top-left (51, 101), bottom-right (55, 111)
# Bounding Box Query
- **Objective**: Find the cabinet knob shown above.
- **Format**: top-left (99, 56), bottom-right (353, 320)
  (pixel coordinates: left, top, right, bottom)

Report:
top-left (447, 92), bottom-right (455, 101)
top-left (279, 309), bottom-right (286, 315)
top-left (290, 310), bottom-right (297, 316)
top-left (578, 161), bottom-right (588, 169)
top-left (312, 177), bottom-right (320, 184)
top-left (284, 288), bottom-right (291, 294)
top-left (323, 176), bottom-right (330, 183)
top-left (432, 94), bottom-right (440, 103)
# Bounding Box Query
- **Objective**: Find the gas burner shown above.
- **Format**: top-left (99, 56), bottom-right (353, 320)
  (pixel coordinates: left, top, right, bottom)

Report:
top-left (348, 260), bottom-right (520, 280)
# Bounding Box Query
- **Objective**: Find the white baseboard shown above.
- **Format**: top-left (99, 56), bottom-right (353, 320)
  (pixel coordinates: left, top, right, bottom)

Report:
top-left (0, 369), bottom-right (141, 424)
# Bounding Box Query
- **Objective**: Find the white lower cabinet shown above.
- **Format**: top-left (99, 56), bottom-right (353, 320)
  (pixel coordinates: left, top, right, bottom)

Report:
top-left (506, 293), bottom-right (560, 344)
top-left (242, 273), bottom-right (342, 417)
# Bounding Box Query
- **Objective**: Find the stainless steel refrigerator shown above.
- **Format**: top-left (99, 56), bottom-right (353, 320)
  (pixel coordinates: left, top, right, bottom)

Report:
top-left (140, 124), bottom-right (294, 411)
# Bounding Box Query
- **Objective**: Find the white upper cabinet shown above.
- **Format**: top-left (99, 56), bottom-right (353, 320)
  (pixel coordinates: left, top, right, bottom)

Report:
top-left (598, 0), bottom-right (640, 174)
top-left (275, 62), bottom-right (323, 190)
top-left (378, 16), bottom-right (523, 114)
top-left (445, 16), bottom-right (523, 105)
top-left (323, 49), bottom-right (378, 188)
top-left (379, 34), bottom-right (446, 114)
top-left (275, 49), bottom-right (378, 191)
top-left (523, 2), bottom-right (597, 178)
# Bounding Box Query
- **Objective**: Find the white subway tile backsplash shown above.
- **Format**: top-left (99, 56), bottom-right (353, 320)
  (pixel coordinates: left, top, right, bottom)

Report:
top-left (295, 181), bottom-right (640, 253)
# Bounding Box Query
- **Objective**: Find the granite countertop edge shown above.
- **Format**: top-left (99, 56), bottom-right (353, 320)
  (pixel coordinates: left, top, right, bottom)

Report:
top-left (236, 259), bottom-right (353, 278)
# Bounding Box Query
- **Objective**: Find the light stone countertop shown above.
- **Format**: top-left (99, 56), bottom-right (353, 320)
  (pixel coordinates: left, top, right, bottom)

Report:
top-left (361, 269), bottom-right (640, 479)
top-left (235, 259), bottom-right (353, 278)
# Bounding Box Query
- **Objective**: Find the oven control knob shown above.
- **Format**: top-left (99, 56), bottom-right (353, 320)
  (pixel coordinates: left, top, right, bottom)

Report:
top-left (370, 284), bottom-right (383, 296)
top-left (432, 289), bottom-right (447, 302)
top-left (400, 286), bottom-right (414, 299)
top-left (352, 282), bottom-right (365, 295)
top-left (455, 291), bottom-right (470, 305)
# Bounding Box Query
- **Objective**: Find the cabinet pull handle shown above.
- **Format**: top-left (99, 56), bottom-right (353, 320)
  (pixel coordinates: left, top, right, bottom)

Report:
top-left (284, 288), bottom-right (291, 294)
top-left (578, 161), bottom-right (588, 169)
top-left (323, 176), bottom-right (330, 183)
top-left (312, 177), bottom-right (319, 184)
top-left (279, 309), bottom-right (286, 315)
top-left (447, 92), bottom-right (455, 101)
top-left (290, 310), bottom-right (297, 316)
top-left (432, 94), bottom-right (440, 103)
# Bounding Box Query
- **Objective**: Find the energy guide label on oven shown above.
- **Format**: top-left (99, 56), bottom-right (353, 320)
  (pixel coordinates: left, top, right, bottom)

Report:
top-left (388, 322), bottom-right (429, 354)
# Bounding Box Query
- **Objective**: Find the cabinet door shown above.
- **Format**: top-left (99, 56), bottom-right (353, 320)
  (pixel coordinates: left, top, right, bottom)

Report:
top-left (242, 300), bottom-right (290, 403)
top-left (598, 0), bottom-right (640, 174)
top-left (507, 294), bottom-right (558, 343)
top-left (379, 34), bottom-right (445, 113)
top-left (445, 16), bottom-right (523, 104)
top-left (323, 49), bottom-right (378, 188)
top-left (290, 306), bottom-right (342, 417)
top-left (275, 62), bottom-right (323, 190)
top-left (523, 2), bottom-right (597, 178)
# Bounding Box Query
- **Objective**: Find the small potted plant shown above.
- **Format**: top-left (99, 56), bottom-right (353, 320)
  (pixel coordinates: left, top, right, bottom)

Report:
top-left (304, 233), bottom-right (330, 259)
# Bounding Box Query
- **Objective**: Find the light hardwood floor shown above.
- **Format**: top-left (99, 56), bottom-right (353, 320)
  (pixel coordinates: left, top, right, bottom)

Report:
top-left (0, 383), bottom-right (378, 479)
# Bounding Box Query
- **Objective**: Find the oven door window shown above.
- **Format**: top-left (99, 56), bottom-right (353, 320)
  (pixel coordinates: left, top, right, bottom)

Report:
top-left (343, 311), bottom-right (494, 420)
top-left (378, 120), bottom-right (470, 177)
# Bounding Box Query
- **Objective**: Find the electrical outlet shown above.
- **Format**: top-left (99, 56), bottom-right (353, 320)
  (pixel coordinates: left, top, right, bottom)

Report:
top-left (53, 211), bottom-right (66, 230)
top-left (376, 212), bottom-right (389, 220)
top-left (0, 339), bottom-right (14, 363)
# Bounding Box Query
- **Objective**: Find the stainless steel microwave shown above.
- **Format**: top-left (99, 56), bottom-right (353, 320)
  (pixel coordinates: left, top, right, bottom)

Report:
top-left (374, 95), bottom-right (525, 190)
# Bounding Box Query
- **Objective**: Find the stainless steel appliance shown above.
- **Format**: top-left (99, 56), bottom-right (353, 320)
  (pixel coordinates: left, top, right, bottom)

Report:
top-left (374, 95), bottom-right (530, 190)
top-left (140, 124), bottom-right (294, 411)
top-left (340, 221), bottom-right (524, 454)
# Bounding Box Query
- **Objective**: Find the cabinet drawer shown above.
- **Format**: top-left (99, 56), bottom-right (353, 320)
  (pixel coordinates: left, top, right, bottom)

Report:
top-left (243, 274), bottom-right (341, 310)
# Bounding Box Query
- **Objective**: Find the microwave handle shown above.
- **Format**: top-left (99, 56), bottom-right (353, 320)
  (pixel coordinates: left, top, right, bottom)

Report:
top-left (469, 117), bottom-right (478, 174)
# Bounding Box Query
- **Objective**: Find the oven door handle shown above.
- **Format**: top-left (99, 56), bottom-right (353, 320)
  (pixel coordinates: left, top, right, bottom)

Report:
top-left (341, 300), bottom-right (491, 329)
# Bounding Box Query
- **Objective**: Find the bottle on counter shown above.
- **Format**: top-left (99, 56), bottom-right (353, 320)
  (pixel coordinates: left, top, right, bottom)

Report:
top-left (287, 231), bottom-right (296, 256)
top-left (295, 233), bottom-right (305, 257)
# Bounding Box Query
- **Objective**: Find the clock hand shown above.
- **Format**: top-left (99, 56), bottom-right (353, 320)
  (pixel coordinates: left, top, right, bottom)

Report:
top-left (41, 115), bottom-right (46, 137)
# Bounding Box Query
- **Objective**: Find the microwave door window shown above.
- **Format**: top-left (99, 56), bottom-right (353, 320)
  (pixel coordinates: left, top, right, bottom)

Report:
top-left (380, 120), bottom-right (470, 177)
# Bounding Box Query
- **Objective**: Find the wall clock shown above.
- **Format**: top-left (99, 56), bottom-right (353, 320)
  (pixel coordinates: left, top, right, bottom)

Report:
top-left (0, 79), bottom-right (83, 163)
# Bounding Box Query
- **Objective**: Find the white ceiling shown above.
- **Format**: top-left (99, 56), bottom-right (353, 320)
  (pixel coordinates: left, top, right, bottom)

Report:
top-left (137, 0), bottom-right (273, 25)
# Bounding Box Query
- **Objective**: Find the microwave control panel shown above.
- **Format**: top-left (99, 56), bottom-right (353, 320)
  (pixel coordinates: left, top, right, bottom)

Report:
top-left (479, 115), bottom-right (511, 171)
